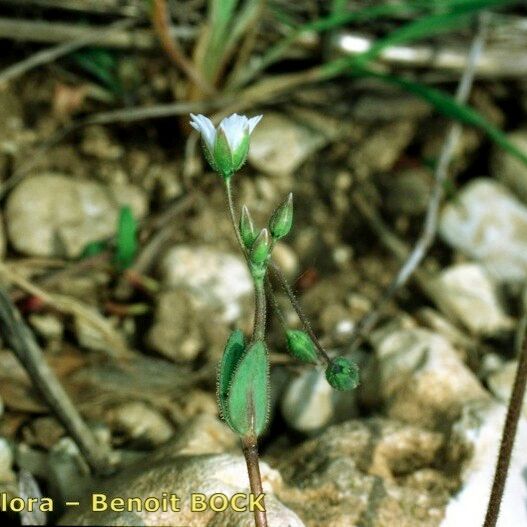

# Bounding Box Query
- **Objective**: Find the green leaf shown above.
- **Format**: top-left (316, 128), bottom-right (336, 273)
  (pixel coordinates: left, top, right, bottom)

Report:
top-left (227, 340), bottom-right (269, 437)
top-left (217, 329), bottom-right (246, 426)
top-left (69, 48), bottom-right (121, 95)
top-left (114, 206), bottom-right (138, 271)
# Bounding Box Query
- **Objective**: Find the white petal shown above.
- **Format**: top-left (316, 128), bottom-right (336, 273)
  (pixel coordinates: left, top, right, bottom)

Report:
top-left (220, 114), bottom-right (249, 152)
top-left (247, 115), bottom-right (263, 134)
top-left (189, 114), bottom-right (217, 152)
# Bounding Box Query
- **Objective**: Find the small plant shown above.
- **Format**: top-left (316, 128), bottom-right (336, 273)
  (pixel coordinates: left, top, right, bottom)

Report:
top-left (191, 112), bottom-right (359, 527)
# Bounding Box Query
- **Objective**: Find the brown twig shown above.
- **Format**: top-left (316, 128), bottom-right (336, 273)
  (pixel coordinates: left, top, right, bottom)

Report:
top-left (0, 286), bottom-right (113, 476)
top-left (0, 263), bottom-right (130, 358)
top-left (0, 18), bottom-right (136, 86)
top-left (346, 14), bottom-right (488, 351)
top-left (151, 0), bottom-right (215, 95)
top-left (483, 304), bottom-right (527, 527)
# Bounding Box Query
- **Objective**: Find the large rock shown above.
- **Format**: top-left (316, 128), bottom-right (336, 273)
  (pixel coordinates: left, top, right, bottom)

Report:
top-left (440, 178), bottom-right (527, 282)
top-left (279, 419), bottom-right (449, 527)
top-left (491, 129), bottom-right (527, 202)
top-left (5, 174), bottom-right (147, 258)
top-left (372, 327), bottom-right (488, 427)
top-left (60, 454), bottom-right (304, 526)
top-left (159, 246), bottom-right (252, 323)
top-left (431, 263), bottom-right (512, 336)
top-left (442, 401), bottom-right (527, 527)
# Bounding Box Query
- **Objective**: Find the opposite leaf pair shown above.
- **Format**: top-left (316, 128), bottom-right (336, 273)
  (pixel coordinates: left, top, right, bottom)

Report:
top-left (217, 330), bottom-right (270, 438)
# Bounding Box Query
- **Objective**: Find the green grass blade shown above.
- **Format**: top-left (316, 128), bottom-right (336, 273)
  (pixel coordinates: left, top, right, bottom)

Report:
top-left (234, 0), bottom-right (514, 88)
top-left (354, 66), bottom-right (527, 167)
top-left (114, 206), bottom-right (138, 271)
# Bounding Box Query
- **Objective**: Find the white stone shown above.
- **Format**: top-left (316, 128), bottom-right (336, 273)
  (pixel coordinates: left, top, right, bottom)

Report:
top-left (487, 361), bottom-right (527, 418)
top-left (491, 129), bottom-right (527, 202)
top-left (440, 178), bottom-right (527, 282)
top-left (282, 368), bottom-right (357, 433)
top-left (375, 327), bottom-right (488, 426)
top-left (159, 246), bottom-right (252, 322)
top-left (248, 112), bottom-right (329, 176)
top-left (441, 401), bottom-right (527, 527)
top-left (5, 174), bottom-right (147, 258)
top-left (431, 263), bottom-right (512, 336)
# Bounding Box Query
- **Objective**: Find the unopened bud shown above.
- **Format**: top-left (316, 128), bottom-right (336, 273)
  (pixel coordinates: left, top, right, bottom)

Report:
top-left (325, 357), bottom-right (360, 391)
top-left (286, 330), bottom-right (318, 364)
top-left (250, 228), bottom-right (271, 266)
top-left (269, 193), bottom-right (293, 240)
top-left (240, 205), bottom-right (257, 249)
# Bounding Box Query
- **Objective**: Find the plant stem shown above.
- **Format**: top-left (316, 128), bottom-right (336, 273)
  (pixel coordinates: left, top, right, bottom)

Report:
top-left (253, 278), bottom-right (267, 343)
top-left (224, 176), bottom-right (268, 527)
top-left (265, 277), bottom-right (288, 332)
top-left (483, 314), bottom-right (527, 527)
top-left (225, 177), bottom-right (247, 257)
top-left (269, 260), bottom-right (331, 365)
top-left (242, 435), bottom-right (268, 527)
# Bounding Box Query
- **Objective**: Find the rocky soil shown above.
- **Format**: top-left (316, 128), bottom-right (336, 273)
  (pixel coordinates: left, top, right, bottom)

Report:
top-left (0, 46), bottom-right (527, 527)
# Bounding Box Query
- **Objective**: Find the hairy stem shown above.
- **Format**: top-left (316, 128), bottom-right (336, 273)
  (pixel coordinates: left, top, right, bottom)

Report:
top-left (225, 178), bottom-right (247, 257)
top-left (224, 176), bottom-right (268, 527)
top-left (242, 435), bottom-right (268, 527)
top-left (269, 260), bottom-right (331, 365)
top-left (484, 314), bottom-right (527, 527)
top-left (253, 278), bottom-right (267, 343)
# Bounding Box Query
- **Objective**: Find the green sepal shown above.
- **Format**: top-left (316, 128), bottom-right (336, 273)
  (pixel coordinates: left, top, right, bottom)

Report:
top-left (232, 133), bottom-right (250, 172)
top-left (325, 357), bottom-right (360, 391)
top-left (227, 340), bottom-right (270, 437)
top-left (213, 127), bottom-right (234, 179)
top-left (269, 193), bottom-right (293, 240)
top-left (249, 228), bottom-right (270, 266)
top-left (240, 205), bottom-right (257, 249)
top-left (217, 330), bottom-right (245, 427)
top-left (201, 139), bottom-right (218, 172)
top-left (286, 329), bottom-right (318, 364)
top-left (114, 206), bottom-right (137, 271)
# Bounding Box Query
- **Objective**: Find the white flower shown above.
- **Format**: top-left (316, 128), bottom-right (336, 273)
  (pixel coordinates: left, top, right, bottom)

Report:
top-left (190, 113), bottom-right (263, 178)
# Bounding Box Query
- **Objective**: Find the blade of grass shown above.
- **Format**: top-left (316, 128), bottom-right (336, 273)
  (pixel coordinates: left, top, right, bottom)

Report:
top-left (353, 65), bottom-right (527, 166)
top-left (232, 0), bottom-right (515, 88)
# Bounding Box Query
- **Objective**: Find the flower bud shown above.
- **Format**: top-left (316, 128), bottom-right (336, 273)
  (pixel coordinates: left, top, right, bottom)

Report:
top-left (325, 357), bottom-right (360, 391)
top-left (286, 330), bottom-right (317, 364)
top-left (250, 228), bottom-right (271, 266)
top-left (240, 205), bottom-right (257, 249)
top-left (269, 193), bottom-right (293, 240)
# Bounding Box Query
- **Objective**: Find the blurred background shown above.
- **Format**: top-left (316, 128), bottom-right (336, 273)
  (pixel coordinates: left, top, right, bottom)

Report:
top-left (0, 1), bottom-right (527, 526)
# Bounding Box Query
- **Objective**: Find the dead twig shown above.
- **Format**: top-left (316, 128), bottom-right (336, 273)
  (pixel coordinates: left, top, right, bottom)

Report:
top-left (346, 14), bottom-right (488, 351)
top-left (0, 286), bottom-right (113, 476)
top-left (151, 0), bottom-right (215, 95)
top-left (484, 295), bottom-right (527, 527)
top-left (0, 18), bottom-right (136, 86)
top-left (0, 263), bottom-right (130, 359)
top-left (0, 17), bottom-right (196, 49)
